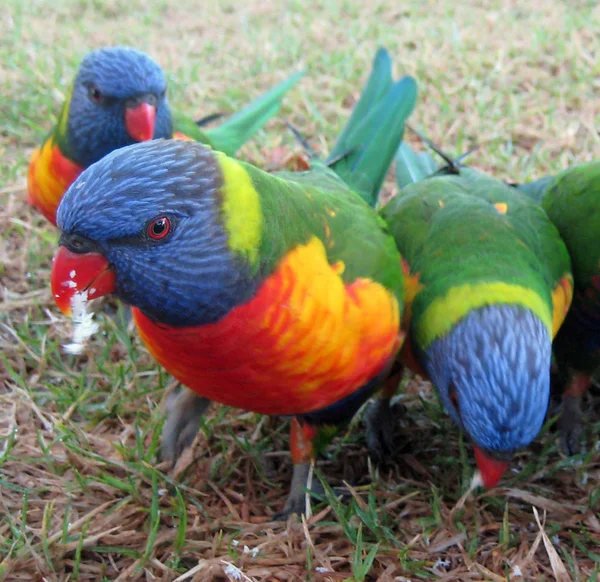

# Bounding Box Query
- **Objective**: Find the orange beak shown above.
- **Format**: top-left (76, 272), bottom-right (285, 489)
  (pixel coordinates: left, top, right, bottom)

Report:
top-left (124, 100), bottom-right (156, 142)
top-left (51, 247), bottom-right (116, 316)
top-left (473, 445), bottom-right (509, 488)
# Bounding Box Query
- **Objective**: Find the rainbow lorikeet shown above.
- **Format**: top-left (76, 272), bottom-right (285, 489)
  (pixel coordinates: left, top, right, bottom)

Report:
top-left (379, 143), bottom-right (573, 488)
top-left (27, 46), bottom-right (304, 225)
top-left (49, 48), bottom-right (418, 517)
top-left (514, 163), bottom-right (600, 454)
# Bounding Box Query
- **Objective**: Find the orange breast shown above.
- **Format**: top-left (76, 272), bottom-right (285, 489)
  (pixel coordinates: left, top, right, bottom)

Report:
top-left (27, 138), bottom-right (83, 225)
top-left (134, 237), bottom-right (403, 415)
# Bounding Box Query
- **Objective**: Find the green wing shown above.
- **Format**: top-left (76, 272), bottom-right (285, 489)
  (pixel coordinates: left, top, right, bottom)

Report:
top-left (518, 162), bottom-right (600, 288)
top-left (174, 71), bottom-right (304, 156)
top-left (394, 142), bottom-right (438, 189)
top-left (514, 175), bottom-right (556, 204)
top-left (170, 109), bottom-right (215, 146)
top-left (381, 168), bottom-right (571, 348)
top-left (326, 54), bottom-right (418, 207)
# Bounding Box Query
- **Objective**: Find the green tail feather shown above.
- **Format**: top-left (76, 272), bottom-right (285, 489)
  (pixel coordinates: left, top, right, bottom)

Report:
top-left (395, 142), bottom-right (438, 188)
top-left (513, 176), bottom-right (557, 204)
top-left (327, 47), bottom-right (394, 163)
top-left (326, 48), bottom-right (418, 207)
top-left (204, 70), bottom-right (305, 156)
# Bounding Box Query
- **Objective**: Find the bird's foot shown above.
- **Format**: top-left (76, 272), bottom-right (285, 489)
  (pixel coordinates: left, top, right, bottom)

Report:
top-left (363, 398), bottom-right (405, 464)
top-left (559, 395), bottom-right (585, 456)
top-left (271, 462), bottom-right (348, 521)
top-left (161, 387), bottom-right (211, 464)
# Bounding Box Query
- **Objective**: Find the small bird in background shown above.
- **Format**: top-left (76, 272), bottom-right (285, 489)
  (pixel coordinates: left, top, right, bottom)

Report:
top-left (50, 48), bottom-right (418, 518)
top-left (379, 139), bottom-right (573, 488)
top-left (27, 45), bottom-right (304, 225)
top-left (514, 163), bottom-right (600, 455)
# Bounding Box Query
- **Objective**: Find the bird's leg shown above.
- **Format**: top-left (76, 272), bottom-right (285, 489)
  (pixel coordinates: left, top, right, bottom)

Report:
top-left (273, 418), bottom-right (323, 520)
top-left (364, 365), bottom-right (405, 464)
top-left (161, 386), bottom-right (211, 464)
top-left (558, 371), bottom-right (591, 455)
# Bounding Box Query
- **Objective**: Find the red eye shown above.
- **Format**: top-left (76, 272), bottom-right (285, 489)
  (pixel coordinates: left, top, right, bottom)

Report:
top-left (89, 85), bottom-right (103, 103)
top-left (148, 217), bottom-right (171, 240)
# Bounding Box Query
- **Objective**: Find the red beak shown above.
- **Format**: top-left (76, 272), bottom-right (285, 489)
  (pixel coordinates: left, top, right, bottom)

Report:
top-left (473, 446), bottom-right (510, 488)
top-left (125, 101), bottom-right (156, 142)
top-left (51, 247), bottom-right (116, 316)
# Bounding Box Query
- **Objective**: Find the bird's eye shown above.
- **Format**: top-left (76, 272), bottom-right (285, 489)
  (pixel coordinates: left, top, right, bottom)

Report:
top-left (147, 217), bottom-right (171, 240)
top-left (89, 85), bottom-right (103, 103)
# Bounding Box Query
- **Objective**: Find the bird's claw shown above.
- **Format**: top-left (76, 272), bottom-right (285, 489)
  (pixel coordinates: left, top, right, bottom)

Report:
top-left (364, 398), bottom-right (405, 464)
top-left (161, 387), bottom-right (211, 464)
top-left (271, 462), bottom-right (349, 521)
top-left (558, 395), bottom-right (585, 456)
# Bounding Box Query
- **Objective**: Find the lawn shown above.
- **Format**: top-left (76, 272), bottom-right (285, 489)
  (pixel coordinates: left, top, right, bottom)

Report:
top-left (1, 1), bottom-right (600, 580)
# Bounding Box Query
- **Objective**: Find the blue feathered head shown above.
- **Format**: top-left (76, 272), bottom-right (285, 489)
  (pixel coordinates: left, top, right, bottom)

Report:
top-left (62, 46), bottom-right (172, 167)
top-left (423, 304), bottom-right (551, 486)
top-left (54, 139), bottom-right (258, 327)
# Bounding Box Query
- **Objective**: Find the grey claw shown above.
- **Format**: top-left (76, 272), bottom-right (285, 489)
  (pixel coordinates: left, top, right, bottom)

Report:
top-left (272, 462), bottom-right (350, 520)
top-left (364, 398), bottom-right (404, 464)
top-left (161, 387), bottom-right (211, 464)
top-left (558, 395), bottom-right (585, 456)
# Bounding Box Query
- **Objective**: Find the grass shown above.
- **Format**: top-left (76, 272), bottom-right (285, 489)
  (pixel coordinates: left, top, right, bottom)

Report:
top-left (1, 0), bottom-right (600, 580)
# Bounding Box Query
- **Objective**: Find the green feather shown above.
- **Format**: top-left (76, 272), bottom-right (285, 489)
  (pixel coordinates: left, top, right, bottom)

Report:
top-left (394, 142), bottom-right (437, 188)
top-left (516, 162), bottom-right (600, 374)
top-left (236, 160), bottom-right (403, 303)
top-left (327, 47), bottom-right (393, 163)
top-left (325, 48), bottom-right (418, 207)
top-left (517, 163), bottom-right (600, 288)
top-left (173, 71), bottom-right (305, 156)
top-left (170, 109), bottom-right (215, 146)
top-left (382, 166), bottom-right (571, 348)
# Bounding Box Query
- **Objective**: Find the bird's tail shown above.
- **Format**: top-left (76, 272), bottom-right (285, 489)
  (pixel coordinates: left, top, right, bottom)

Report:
top-left (204, 70), bottom-right (305, 156)
top-left (510, 176), bottom-right (556, 204)
top-left (395, 126), bottom-right (479, 189)
top-left (326, 48), bottom-right (418, 207)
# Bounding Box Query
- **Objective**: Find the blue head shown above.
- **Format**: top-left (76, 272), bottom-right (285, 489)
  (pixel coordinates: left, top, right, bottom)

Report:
top-left (55, 139), bottom-right (258, 326)
top-left (63, 46), bottom-right (173, 167)
top-left (422, 304), bottom-right (551, 482)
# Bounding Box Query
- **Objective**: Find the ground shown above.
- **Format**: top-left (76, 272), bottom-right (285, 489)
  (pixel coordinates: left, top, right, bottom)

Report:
top-left (1, 1), bottom-right (600, 580)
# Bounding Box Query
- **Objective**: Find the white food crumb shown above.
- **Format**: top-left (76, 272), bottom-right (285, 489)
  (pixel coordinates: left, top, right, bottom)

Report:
top-left (433, 558), bottom-right (450, 569)
top-left (63, 291), bottom-right (99, 355)
top-left (512, 565), bottom-right (523, 577)
top-left (222, 562), bottom-right (244, 580)
top-left (470, 470), bottom-right (484, 489)
top-left (231, 540), bottom-right (239, 547)
top-left (315, 567), bottom-right (329, 572)
top-left (69, 270), bottom-right (76, 278)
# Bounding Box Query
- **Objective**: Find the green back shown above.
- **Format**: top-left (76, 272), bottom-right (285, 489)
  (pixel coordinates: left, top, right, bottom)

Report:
top-left (518, 162), bottom-right (600, 288)
top-left (381, 168), bottom-right (571, 348)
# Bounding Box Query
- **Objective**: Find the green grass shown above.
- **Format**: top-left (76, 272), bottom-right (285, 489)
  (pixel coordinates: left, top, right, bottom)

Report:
top-left (1, 0), bottom-right (600, 580)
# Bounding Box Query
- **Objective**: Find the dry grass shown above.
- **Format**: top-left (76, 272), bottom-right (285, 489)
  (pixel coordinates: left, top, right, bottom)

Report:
top-left (2, 0), bottom-right (600, 580)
